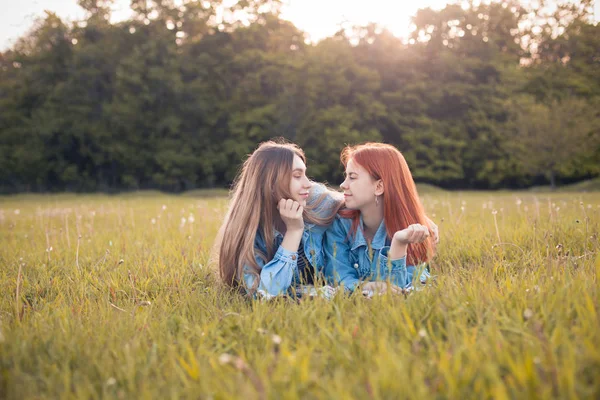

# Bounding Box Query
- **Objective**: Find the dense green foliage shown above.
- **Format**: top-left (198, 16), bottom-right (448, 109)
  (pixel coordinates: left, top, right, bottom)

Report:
top-left (1, 191), bottom-right (599, 398)
top-left (0, 0), bottom-right (599, 192)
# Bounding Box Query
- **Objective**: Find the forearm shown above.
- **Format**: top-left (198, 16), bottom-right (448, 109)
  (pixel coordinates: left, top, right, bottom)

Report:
top-left (388, 240), bottom-right (408, 260)
top-left (280, 228), bottom-right (303, 252)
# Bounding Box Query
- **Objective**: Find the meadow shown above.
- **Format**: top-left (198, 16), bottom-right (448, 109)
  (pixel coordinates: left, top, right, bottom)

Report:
top-left (1, 190), bottom-right (599, 399)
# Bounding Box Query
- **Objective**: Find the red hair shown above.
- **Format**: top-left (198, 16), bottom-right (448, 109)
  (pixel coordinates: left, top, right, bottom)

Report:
top-left (339, 143), bottom-right (435, 265)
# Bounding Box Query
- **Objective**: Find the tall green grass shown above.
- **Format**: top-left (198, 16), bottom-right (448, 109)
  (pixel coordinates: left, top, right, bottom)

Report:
top-left (1, 192), bottom-right (599, 399)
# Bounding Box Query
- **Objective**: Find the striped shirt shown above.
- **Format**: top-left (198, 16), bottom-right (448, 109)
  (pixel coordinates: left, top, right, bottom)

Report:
top-left (296, 241), bottom-right (314, 284)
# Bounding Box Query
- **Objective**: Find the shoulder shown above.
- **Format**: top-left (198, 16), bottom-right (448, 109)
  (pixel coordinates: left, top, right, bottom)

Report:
top-left (307, 182), bottom-right (342, 205)
top-left (327, 214), bottom-right (352, 237)
top-left (307, 182), bottom-right (343, 218)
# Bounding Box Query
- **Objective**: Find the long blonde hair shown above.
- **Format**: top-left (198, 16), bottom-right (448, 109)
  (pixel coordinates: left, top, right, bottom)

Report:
top-left (215, 140), bottom-right (342, 293)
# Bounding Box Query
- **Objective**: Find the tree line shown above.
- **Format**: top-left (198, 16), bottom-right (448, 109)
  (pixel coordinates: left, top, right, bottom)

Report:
top-left (0, 0), bottom-right (598, 192)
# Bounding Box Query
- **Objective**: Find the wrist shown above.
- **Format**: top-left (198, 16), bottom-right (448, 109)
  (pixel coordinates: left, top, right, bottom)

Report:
top-left (393, 232), bottom-right (409, 245)
top-left (286, 226), bottom-right (304, 234)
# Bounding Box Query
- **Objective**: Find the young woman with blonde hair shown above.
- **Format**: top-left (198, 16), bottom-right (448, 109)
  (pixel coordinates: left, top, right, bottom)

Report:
top-left (216, 140), bottom-right (343, 298)
top-left (324, 143), bottom-right (438, 296)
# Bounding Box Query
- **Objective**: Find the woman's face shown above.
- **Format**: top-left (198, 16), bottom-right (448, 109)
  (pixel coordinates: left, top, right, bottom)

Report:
top-left (340, 158), bottom-right (380, 210)
top-left (289, 155), bottom-right (312, 206)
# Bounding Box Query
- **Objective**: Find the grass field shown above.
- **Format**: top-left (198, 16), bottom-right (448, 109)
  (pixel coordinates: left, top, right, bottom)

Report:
top-left (1, 191), bottom-right (599, 399)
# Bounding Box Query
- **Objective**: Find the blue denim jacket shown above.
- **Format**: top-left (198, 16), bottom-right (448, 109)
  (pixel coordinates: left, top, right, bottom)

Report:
top-left (324, 215), bottom-right (430, 292)
top-left (242, 183), bottom-right (341, 298)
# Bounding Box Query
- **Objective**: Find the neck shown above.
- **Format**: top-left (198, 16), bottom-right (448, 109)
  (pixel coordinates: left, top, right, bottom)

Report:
top-left (360, 201), bottom-right (384, 237)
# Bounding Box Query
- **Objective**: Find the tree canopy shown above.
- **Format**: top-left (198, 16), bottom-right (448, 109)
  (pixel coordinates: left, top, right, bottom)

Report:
top-left (1, 0), bottom-right (598, 192)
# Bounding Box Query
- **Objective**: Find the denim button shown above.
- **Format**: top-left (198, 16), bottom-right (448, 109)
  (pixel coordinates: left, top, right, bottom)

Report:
top-left (291, 255), bottom-right (297, 260)
top-left (354, 263), bottom-right (359, 269)
top-left (310, 250), bottom-right (315, 256)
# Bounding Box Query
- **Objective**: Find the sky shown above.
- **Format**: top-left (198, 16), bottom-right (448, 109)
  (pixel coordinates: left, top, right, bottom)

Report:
top-left (1, 0), bottom-right (599, 50)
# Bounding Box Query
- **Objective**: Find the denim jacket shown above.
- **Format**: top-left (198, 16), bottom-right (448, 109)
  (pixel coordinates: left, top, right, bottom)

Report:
top-left (242, 183), bottom-right (341, 298)
top-left (324, 215), bottom-right (430, 292)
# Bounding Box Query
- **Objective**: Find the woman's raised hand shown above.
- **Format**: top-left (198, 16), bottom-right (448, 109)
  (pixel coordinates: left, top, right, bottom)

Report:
top-left (393, 224), bottom-right (430, 244)
top-left (278, 199), bottom-right (304, 232)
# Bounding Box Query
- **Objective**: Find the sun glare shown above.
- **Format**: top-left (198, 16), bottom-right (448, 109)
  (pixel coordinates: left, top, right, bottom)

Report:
top-left (280, 0), bottom-right (450, 42)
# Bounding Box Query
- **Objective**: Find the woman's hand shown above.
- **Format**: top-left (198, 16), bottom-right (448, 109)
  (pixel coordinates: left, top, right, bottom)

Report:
top-left (425, 216), bottom-right (439, 244)
top-left (393, 224), bottom-right (430, 244)
top-left (361, 281), bottom-right (405, 297)
top-left (278, 199), bottom-right (304, 232)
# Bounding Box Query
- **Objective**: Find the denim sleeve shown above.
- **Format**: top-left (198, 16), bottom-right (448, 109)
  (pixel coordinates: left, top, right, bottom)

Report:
top-left (242, 246), bottom-right (298, 298)
top-left (323, 217), bottom-right (360, 292)
top-left (377, 247), bottom-right (409, 288)
top-left (407, 263), bottom-right (431, 288)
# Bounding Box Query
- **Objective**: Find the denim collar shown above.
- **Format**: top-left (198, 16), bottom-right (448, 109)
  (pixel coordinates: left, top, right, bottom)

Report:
top-left (350, 215), bottom-right (388, 251)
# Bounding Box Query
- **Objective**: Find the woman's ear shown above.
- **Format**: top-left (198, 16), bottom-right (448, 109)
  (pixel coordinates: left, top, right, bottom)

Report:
top-left (374, 179), bottom-right (384, 196)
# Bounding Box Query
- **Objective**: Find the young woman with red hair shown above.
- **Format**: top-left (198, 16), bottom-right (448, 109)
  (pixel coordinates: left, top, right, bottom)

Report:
top-left (324, 143), bottom-right (438, 295)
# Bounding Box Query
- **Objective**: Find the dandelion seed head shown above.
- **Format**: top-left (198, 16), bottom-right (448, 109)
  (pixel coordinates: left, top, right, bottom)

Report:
top-left (523, 308), bottom-right (533, 320)
top-left (151, 218), bottom-right (156, 225)
top-left (272, 334), bottom-right (282, 345)
top-left (418, 328), bottom-right (427, 338)
top-left (106, 377), bottom-right (116, 386)
top-left (492, 210), bottom-right (498, 215)
top-left (162, 205), bottom-right (167, 210)
top-left (14, 209), bottom-right (20, 215)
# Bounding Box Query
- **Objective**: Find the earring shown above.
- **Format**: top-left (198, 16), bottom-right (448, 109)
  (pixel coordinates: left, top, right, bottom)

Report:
top-left (375, 195), bottom-right (379, 206)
